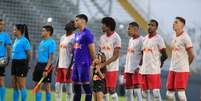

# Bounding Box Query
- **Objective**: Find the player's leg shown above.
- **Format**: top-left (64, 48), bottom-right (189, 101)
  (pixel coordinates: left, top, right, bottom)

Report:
top-left (17, 61), bottom-right (29, 101)
top-left (166, 71), bottom-right (176, 101)
top-left (44, 70), bottom-right (53, 101)
top-left (0, 67), bottom-right (6, 101)
top-left (81, 64), bottom-right (92, 101)
top-left (177, 89), bottom-right (187, 101)
top-left (45, 83), bottom-right (51, 101)
top-left (73, 83), bottom-right (82, 101)
top-left (83, 83), bottom-right (92, 101)
top-left (33, 63), bottom-right (46, 101)
top-left (124, 73), bottom-right (134, 101)
top-left (175, 72), bottom-right (189, 101)
top-left (103, 79), bottom-right (109, 101)
top-left (150, 74), bottom-right (162, 101)
top-left (106, 71), bottom-right (118, 101)
top-left (65, 83), bottom-right (73, 101)
top-left (55, 82), bottom-right (62, 101)
top-left (152, 89), bottom-right (162, 101)
top-left (93, 92), bottom-right (97, 101)
top-left (34, 82), bottom-right (42, 101)
top-left (103, 90), bottom-right (109, 101)
top-left (96, 92), bottom-right (104, 101)
top-left (72, 67), bottom-right (81, 101)
top-left (166, 90), bottom-right (176, 101)
top-left (55, 68), bottom-right (63, 101)
top-left (65, 69), bottom-right (73, 101)
top-left (12, 76), bottom-right (19, 101)
top-left (11, 61), bottom-right (19, 101)
top-left (134, 87), bottom-right (142, 101)
top-left (141, 75), bottom-right (151, 101)
top-left (18, 77), bottom-right (27, 101)
top-left (133, 72), bottom-right (143, 101)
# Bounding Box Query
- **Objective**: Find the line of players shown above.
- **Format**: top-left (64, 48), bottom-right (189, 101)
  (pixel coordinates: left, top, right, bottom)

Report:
top-left (0, 14), bottom-right (194, 101)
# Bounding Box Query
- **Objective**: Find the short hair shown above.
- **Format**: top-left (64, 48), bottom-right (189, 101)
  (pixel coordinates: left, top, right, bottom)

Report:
top-left (101, 17), bottom-right (116, 31)
top-left (76, 14), bottom-right (88, 23)
top-left (129, 22), bottom-right (139, 28)
top-left (64, 20), bottom-right (76, 33)
top-left (176, 16), bottom-right (186, 25)
top-left (43, 25), bottom-right (54, 36)
top-left (150, 19), bottom-right (159, 27)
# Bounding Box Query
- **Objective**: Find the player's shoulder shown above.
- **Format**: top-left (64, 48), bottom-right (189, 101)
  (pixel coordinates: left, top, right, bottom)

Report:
top-left (1, 32), bottom-right (8, 36)
top-left (144, 34), bottom-right (149, 40)
top-left (100, 33), bottom-right (106, 40)
top-left (113, 32), bottom-right (121, 38)
top-left (84, 27), bottom-right (93, 35)
top-left (113, 32), bottom-right (121, 41)
top-left (22, 36), bottom-right (29, 42)
top-left (60, 34), bottom-right (66, 40)
top-left (49, 38), bottom-right (56, 45)
top-left (182, 32), bottom-right (191, 38)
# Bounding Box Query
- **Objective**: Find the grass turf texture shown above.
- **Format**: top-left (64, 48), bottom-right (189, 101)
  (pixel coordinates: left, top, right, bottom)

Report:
top-left (5, 88), bottom-right (125, 101)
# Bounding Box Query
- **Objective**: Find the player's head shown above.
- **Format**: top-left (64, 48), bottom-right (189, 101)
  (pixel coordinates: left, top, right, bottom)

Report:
top-left (101, 17), bottom-right (116, 33)
top-left (128, 21), bottom-right (140, 37)
top-left (173, 16), bottom-right (185, 32)
top-left (0, 19), bottom-right (5, 32)
top-left (148, 19), bottom-right (158, 34)
top-left (65, 20), bottom-right (76, 34)
top-left (42, 25), bottom-right (53, 38)
top-left (75, 14), bottom-right (88, 28)
top-left (13, 24), bottom-right (30, 41)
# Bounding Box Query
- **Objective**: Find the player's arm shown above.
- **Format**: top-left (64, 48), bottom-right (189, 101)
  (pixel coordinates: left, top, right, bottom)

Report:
top-left (6, 44), bottom-right (11, 65)
top-left (26, 50), bottom-right (32, 63)
top-left (139, 51), bottom-right (143, 66)
top-left (88, 43), bottom-right (96, 61)
top-left (55, 45), bottom-right (60, 71)
top-left (97, 70), bottom-right (104, 79)
top-left (186, 47), bottom-right (194, 65)
top-left (160, 48), bottom-right (168, 67)
top-left (67, 50), bottom-right (74, 79)
top-left (43, 53), bottom-right (54, 77)
top-left (101, 47), bottom-right (120, 68)
top-left (185, 35), bottom-right (194, 65)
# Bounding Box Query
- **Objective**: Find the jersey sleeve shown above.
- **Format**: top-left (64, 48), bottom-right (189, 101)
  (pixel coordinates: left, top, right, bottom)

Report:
top-left (158, 36), bottom-right (166, 50)
top-left (184, 34), bottom-right (193, 49)
top-left (85, 31), bottom-right (94, 45)
top-left (49, 41), bottom-right (56, 55)
top-left (24, 40), bottom-right (31, 51)
top-left (5, 34), bottom-right (12, 45)
top-left (140, 37), bottom-right (144, 51)
top-left (114, 35), bottom-right (121, 48)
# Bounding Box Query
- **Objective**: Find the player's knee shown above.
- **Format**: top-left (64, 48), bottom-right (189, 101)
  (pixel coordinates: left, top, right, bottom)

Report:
top-left (83, 84), bottom-right (92, 94)
top-left (177, 90), bottom-right (186, 101)
top-left (55, 83), bottom-right (61, 92)
top-left (142, 90), bottom-right (149, 98)
top-left (153, 89), bottom-right (160, 98)
top-left (73, 84), bottom-right (81, 94)
top-left (166, 90), bottom-right (175, 99)
top-left (44, 83), bottom-right (51, 92)
top-left (125, 89), bottom-right (133, 96)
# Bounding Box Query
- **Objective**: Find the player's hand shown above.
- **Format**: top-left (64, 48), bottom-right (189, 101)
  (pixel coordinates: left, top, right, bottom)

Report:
top-left (92, 58), bottom-right (99, 66)
top-left (66, 70), bottom-right (71, 79)
top-left (160, 62), bottom-right (164, 68)
top-left (54, 68), bottom-right (58, 76)
top-left (96, 63), bottom-right (105, 69)
top-left (6, 56), bottom-right (10, 66)
top-left (134, 67), bottom-right (140, 73)
top-left (43, 71), bottom-right (48, 77)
